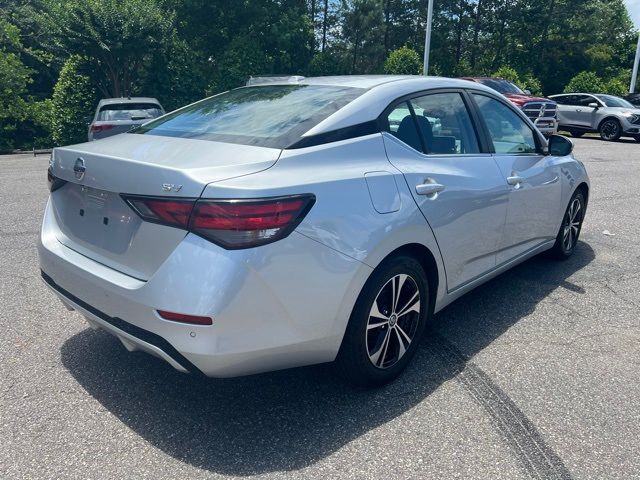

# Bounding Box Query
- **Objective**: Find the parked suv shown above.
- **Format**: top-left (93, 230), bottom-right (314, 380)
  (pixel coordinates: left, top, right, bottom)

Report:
top-left (549, 93), bottom-right (640, 142)
top-left (88, 98), bottom-right (164, 142)
top-left (462, 77), bottom-right (558, 136)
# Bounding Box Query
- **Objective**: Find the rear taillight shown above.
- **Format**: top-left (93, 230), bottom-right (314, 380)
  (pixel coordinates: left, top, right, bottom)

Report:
top-left (121, 194), bottom-right (315, 249)
top-left (90, 124), bottom-right (114, 133)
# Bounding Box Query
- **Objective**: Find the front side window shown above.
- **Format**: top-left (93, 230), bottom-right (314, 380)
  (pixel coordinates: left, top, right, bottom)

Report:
top-left (472, 94), bottom-right (538, 154)
top-left (136, 85), bottom-right (364, 148)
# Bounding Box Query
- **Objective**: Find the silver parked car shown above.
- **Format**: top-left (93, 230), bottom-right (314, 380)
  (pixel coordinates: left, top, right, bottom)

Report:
top-left (88, 97), bottom-right (164, 141)
top-left (549, 93), bottom-right (640, 142)
top-left (41, 76), bottom-right (589, 386)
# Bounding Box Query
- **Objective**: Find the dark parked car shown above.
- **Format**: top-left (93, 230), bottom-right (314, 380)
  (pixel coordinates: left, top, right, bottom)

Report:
top-left (88, 98), bottom-right (164, 141)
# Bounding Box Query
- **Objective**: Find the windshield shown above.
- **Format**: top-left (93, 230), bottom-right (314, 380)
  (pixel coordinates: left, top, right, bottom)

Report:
top-left (476, 79), bottom-right (525, 95)
top-left (97, 103), bottom-right (163, 121)
top-left (135, 85), bottom-right (365, 148)
top-left (594, 95), bottom-right (635, 108)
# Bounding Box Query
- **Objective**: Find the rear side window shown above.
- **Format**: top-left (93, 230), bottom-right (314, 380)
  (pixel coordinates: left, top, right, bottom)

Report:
top-left (136, 85), bottom-right (364, 148)
top-left (472, 94), bottom-right (537, 154)
top-left (98, 103), bottom-right (163, 121)
top-left (385, 92), bottom-right (480, 154)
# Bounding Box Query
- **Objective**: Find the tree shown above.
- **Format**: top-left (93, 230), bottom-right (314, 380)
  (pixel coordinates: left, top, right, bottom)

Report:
top-left (384, 46), bottom-right (421, 74)
top-left (0, 18), bottom-right (32, 150)
top-left (42, 0), bottom-right (174, 98)
top-left (563, 71), bottom-right (606, 93)
top-left (51, 56), bottom-right (96, 146)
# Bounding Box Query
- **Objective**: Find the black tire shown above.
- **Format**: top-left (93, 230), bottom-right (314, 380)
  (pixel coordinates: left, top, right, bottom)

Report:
top-left (569, 131), bottom-right (585, 138)
top-left (634, 136), bottom-right (640, 143)
top-left (599, 118), bottom-right (622, 141)
top-left (336, 255), bottom-right (429, 387)
top-left (549, 190), bottom-right (585, 260)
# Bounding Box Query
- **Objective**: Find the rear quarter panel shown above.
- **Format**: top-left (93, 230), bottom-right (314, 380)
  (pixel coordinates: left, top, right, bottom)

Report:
top-left (202, 134), bottom-right (447, 338)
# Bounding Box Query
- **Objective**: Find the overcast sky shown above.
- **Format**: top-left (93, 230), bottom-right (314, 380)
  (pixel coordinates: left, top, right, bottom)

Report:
top-left (625, 0), bottom-right (640, 27)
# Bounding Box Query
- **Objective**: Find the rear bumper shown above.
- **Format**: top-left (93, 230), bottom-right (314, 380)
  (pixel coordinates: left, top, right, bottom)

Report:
top-left (39, 198), bottom-right (369, 377)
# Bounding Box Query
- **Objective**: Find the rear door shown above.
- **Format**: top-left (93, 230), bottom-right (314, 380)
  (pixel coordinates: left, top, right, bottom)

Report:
top-left (470, 93), bottom-right (561, 264)
top-left (382, 90), bottom-right (509, 292)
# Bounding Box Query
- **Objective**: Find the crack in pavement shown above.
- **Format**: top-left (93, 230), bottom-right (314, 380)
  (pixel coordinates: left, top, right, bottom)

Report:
top-left (430, 330), bottom-right (573, 480)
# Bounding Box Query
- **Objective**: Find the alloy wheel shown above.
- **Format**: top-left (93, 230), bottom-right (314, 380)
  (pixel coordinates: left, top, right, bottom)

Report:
top-left (562, 197), bottom-right (583, 252)
top-left (600, 120), bottom-right (620, 140)
top-left (366, 274), bottom-right (421, 369)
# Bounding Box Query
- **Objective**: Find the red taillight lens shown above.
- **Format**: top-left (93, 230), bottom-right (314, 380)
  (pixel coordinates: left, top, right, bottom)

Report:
top-left (121, 194), bottom-right (315, 249)
top-left (123, 197), bottom-right (195, 229)
top-left (157, 310), bottom-right (213, 326)
top-left (190, 195), bottom-right (315, 249)
top-left (90, 124), bottom-right (114, 133)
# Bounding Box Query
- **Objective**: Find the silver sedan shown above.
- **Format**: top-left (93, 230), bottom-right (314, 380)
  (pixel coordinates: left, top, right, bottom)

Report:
top-left (40, 76), bottom-right (589, 386)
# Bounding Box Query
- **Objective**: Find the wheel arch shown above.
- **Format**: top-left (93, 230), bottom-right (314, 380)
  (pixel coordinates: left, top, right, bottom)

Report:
top-left (576, 181), bottom-right (589, 205)
top-left (597, 115), bottom-right (622, 131)
top-left (374, 243), bottom-right (440, 316)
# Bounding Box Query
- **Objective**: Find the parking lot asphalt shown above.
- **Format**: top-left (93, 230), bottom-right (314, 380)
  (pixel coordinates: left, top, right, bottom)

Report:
top-left (0, 137), bottom-right (639, 480)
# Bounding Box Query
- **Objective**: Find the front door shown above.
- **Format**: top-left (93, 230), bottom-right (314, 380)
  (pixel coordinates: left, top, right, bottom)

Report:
top-left (470, 93), bottom-right (562, 264)
top-left (382, 91), bottom-right (509, 292)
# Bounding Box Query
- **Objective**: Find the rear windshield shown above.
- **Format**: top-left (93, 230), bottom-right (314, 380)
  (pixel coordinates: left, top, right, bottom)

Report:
top-left (476, 79), bottom-right (524, 95)
top-left (134, 85), bottom-right (364, 148)
top-left (97, 103), bottom-right (163, 121)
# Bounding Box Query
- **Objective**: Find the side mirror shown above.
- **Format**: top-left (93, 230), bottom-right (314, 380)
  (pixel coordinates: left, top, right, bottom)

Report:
top-left (523, 89), bottom-right (531, 95)
top-left (548, 134), bottom-right (573, 156)
top-left (587, 102), bottom-right (599, 109)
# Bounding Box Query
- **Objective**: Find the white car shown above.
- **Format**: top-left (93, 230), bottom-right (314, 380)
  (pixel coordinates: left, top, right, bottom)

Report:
top-left (40, 76), bottom-right (589, 385)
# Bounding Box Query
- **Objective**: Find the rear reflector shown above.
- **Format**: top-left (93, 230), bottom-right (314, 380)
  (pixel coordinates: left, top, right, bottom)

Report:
top-left (157, 310), bottom-right (213, 326)
top-left (122, 194), bottom-right (315, 249)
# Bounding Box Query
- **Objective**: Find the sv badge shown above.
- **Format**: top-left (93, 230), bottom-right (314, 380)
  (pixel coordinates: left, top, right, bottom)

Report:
top-left (162, 183), bottom-right (183, 192)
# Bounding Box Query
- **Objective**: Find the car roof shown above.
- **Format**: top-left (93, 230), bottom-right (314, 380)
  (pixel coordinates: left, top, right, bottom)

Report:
top-left (287, 75), bottom-right (497, 136)
top-left (97, 97), bottom-right (162, 107)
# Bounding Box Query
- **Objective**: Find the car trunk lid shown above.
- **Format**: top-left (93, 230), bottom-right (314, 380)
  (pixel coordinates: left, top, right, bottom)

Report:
top-left (49, 134), bottom-right (280, 280)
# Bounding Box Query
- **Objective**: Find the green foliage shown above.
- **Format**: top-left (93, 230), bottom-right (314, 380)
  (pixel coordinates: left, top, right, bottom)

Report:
top-left (1, 0), bottom-right (638, 150)
top-left (604, 78), bottom-right (628, 96)
top-left (42, 0), bottom-right (174, 97)
top-left (563, 71), bottom-right (606, 94)
top-left (492, 66), bottom-right (543, 95)
top-left (51, 56), bottom-right (96, 146)
top-left (384, 46), bottom-right (422, 75)
top-left (308, 51), bottom-right (349, 76)
top-left (520, 74), bottom-right (543, 96)
top-left (492, 66), bottom-right (520, 84)
top-left (0, 18), bottom-right (33, 150)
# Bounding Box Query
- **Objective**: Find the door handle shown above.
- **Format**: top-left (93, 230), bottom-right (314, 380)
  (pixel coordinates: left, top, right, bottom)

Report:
top-left (416, 180), bottom-right (445, 197)
top-left (507, 175), bottom-right (523, 186)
